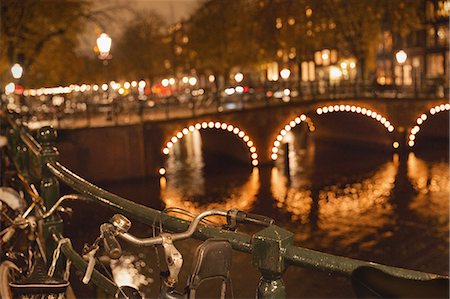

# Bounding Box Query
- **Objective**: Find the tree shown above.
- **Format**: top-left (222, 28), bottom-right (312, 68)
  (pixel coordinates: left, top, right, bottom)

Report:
top-left (0, 0), bottom-right (119, 87)
top-left (112, 10), bottom-right (170, 84)
top-left (320, 0), bottom-right (423, 81)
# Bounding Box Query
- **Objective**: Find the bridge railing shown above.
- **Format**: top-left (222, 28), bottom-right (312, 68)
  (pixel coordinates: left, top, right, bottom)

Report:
top-left (1, 112), bottom-right (443, 297)
top-left (3, 80), bottom-right (448, 129)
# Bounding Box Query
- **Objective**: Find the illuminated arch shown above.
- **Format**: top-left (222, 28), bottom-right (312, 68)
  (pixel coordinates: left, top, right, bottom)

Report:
top-left (271, 105), bottom-right (396, 161)
top-left (162, 121), bottom-right (259, 166)
top-left (315, 104), bottom-right (395, 133)
top-left (270, 114), bottom-right (315, 161)
top-left (407, 103), bottom-right (450, 147)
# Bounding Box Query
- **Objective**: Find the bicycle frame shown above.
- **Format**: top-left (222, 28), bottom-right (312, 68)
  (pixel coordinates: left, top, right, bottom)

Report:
top-left (2, 112), bottom-right (446, 298)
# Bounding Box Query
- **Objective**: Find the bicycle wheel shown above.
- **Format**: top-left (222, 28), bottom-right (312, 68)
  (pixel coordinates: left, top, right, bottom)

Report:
top-left (0, 260), bottom-right (20, 299)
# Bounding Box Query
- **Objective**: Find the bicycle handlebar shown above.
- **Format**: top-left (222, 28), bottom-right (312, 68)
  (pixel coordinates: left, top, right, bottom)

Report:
top-left (118, 209), bottom-right (229, 246)
top-left (42, 194), bottom-right (90, 219)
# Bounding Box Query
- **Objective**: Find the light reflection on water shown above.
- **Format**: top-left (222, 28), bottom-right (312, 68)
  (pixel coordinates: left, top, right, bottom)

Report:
top-left (108, 130), bottom-right (449, 296)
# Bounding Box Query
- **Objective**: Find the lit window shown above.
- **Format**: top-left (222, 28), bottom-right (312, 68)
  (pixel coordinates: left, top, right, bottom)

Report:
top-left (427, 27), bottom-right (436, 47)
top-left (301, 61), bottom-right (315, 82)
top-left (437, 26), bottom-right (449, 46)
top-left (427, 53), bottom-right (444, 77)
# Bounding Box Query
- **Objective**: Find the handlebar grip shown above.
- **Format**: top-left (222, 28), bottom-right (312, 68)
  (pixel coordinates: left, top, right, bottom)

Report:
top-left (242, 212), bottom-right (274, 226)
top-left (227, 209), bottom-right (274, 227)
top-left (100, 224), bottom-right (122, 260)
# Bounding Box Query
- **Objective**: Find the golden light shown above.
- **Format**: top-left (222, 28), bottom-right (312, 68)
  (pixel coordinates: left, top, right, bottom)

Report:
top-left (162, 79), bottom-right (169, 87)
top-left (96, 33), bottom-right (112, 59)
top-left (159, 167), bottom-right (166, 176)
top-left (124, 82), bottom-right (131, 89)
top-left (408, 140), bottom-right (415, 147)
top-left (280, 68), bottom-right (291, 80)
top-left (11, 63), bottom-right (23, 79)
top-left (131, 81), bottom-right (137, 87)
top-left (395, 50), bottom-right (407, 64)
top-left (162, 122), bottom-right (258, 167)
top-left (393, 142), bottom-right (399, 149)
top-left (234, 72), bottom-right (244, 83)
top-left (271, 153), bottom-right (278, 160)
top-left (138, 80), bottom-right (146, 88)
top-left (188, 77), bottom-right (197, 86)
top-left (5, 82), bottom-right (15, 94)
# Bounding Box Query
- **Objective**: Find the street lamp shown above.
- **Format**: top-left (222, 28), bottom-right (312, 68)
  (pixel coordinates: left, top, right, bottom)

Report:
top-left (280, 68), bottom-right (291, 80)
top-left (96, 33), bottom-right (112, 61)
top-left (234, 72), bottom-right (244, 83)
top-left (395, 50), bottom-right (407, 97)
top-left (395, 50), bottom-right (407, 64)
top-left (11, 64), bottom-right (23, 79)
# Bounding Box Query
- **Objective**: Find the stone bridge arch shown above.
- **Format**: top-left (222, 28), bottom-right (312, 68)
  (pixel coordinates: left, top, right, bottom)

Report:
top-left (160, 120), bottom-right (259, 171)
top-left (269, 103), bottom-right (397, 162)
top-left (407, 103), bottom-right (450, 148)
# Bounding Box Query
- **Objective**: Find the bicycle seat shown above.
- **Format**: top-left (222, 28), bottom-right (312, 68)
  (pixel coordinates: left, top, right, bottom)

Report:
top-left (351, 266), bottom-right (449, 298)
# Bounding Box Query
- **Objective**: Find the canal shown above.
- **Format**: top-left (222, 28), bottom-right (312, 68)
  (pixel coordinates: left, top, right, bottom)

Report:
top-left (64, 130), bottom-right (449, 298)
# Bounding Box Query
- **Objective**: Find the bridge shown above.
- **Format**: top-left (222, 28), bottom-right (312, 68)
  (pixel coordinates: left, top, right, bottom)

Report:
top-left (45, 95), bottom-right (449, 182)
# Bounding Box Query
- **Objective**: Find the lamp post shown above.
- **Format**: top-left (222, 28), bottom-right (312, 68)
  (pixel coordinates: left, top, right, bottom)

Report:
top-left (11, 64), bottom-right (23, 79)
top-left (395, 50), bottom-right (407, 97)
top-left (10, 63), bottom-right (24, 110)
top-left (280, 68), bottom-right (291, 87)
top-left (96, 33), bottom-right (112, 124)
top-left (97, 33), bottom-right (112, 62)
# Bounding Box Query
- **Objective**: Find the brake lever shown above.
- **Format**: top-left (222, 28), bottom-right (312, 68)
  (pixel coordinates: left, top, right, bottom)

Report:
top-left (161, 233), bottom-right (183, 287)
top-left (82, 245), bottom-right (99, 284)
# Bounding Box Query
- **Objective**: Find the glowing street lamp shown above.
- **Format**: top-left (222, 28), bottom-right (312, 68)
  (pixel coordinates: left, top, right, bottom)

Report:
top-left (11, 63), bottom-right (23, 79)
top-left (395, 50), bottom-right (407, 64)
top-left (234, 72), bottom-right (244, 83)
top-left (96, 33), bottom-right (112, 60)
top-left (280, 68), bottom-right (291, 80)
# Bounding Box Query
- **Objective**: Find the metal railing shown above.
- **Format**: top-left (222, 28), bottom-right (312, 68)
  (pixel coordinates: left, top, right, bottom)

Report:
top-left (4, 80), bottom-right (448, 130)
top-left (1, 112), bottom-right (445, 298)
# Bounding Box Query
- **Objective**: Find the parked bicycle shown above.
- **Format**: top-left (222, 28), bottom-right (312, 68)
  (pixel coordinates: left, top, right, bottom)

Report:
top-left (0, 112), bottom-right (449, 298)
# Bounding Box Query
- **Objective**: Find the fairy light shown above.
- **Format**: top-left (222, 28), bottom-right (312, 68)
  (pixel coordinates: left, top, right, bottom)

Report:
top-left (271, 114), bottom-right (315, 161)
top-left (163, 122), bottom-right (259, 167)
top-left (408, 104), bottom-right (450, 147)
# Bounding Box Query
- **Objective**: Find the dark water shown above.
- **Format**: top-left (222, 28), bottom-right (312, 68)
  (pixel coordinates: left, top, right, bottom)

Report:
top-left (64, 130), bottom-right (449, 298)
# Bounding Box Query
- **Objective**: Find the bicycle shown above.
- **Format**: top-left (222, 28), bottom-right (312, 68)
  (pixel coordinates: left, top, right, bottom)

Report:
top-left (77, 208), bottom-right (273, 298)
top-left (1, 117), bottom-right (449, 298)
top-left (55, 205), bottom-right (449, 299)
top-left (0, 187), bottom-right (85, 298)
